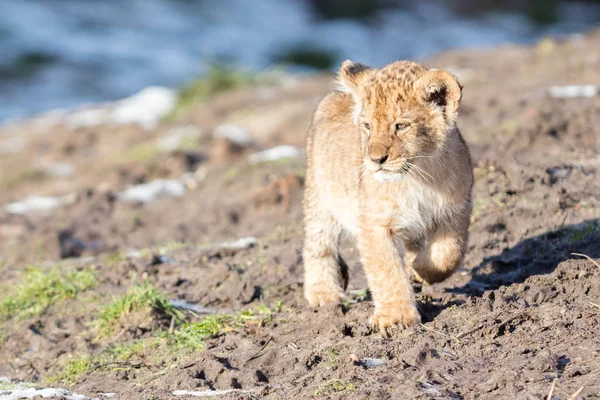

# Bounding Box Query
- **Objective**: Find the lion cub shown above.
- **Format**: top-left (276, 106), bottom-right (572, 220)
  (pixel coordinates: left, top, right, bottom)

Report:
top-left (303, 60), bottom-right (473, 332)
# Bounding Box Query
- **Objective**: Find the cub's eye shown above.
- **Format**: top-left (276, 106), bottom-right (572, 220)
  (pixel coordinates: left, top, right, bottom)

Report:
top-left (362, 123), bottom-right (371, 131)
top-left (395, 122), bottom-right (411, 134)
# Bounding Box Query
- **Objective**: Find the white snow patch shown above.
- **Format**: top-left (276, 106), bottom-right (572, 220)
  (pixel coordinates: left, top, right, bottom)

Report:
top-left (117, 179), bottom-right (186, 203)
top-left (112, 86), bottom-right (177, 129)
top-left (173, 389), bottom-right (252, 397)
top-left (218, 236), bottom-right (258, 251)
top-left (248, 145), bottom-right (300, 164)
top-left (64, 87), bottom-right (176, 130)
top-left (4, 193), bottom-right (76, 214)
top-left (214, 124), bottom-right (254, 147)
top-left (548, 85), bottom-right (598, 98)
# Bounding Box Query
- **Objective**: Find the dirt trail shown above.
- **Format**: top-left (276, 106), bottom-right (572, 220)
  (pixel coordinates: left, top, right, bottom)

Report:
top-left (0, 31), bottom-right (599, 399)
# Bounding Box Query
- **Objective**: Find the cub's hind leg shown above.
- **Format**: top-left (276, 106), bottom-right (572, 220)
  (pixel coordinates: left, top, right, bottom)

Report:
top-left (410, 219), bottom-right (469, 284)
top-left (303, 193), bottom-right (348, 306)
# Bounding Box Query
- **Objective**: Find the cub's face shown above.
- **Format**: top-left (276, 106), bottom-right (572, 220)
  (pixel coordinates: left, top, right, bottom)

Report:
top-left (339, 60), bottom-right (462, 182)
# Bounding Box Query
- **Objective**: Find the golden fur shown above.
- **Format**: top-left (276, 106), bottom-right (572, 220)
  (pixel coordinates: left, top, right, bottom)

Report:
top-left (303, 60), bottom-right (473, 332)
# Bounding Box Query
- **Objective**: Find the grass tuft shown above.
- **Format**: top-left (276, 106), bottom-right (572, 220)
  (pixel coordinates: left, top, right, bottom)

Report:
top-left (0, 267), bottom-right (96, 321)
top-left (49, 301), bottom-right (286, 384)
top-left (168, 64), bottom-right (261, 120)
top-left (95, 281), bottom-right (183, 338)
top-left (570, 223), bottom-right (599, 243)
top-left (46, 355), bottom-right (93, 385)
top-left (315, 379), bottom-right (356, 396)
top-left (167, 314), bottom-right (233, 350)
top-left (275, 45), bottom-right (337, 70)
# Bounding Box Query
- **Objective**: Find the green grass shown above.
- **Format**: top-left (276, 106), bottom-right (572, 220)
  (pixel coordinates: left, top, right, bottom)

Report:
top-left (50, 301), bottom-right (287, 384)
top-left (570, 223), bottom-right (599, 243)
top-left (167, 301), bottom-right (285, 350)
top-left (168, 64), bottom-right (261, 120)
top-left (0, 168), bottom-right (44, 190)
top-left (166, 314), bottom-right (233, 350)
top-left (106, 251), bottom-right (127, 266)
top-left (275, 45), bottom-right (337, 70)
top-left (0, 267), bottom-right (96, 321)
top-left (275, 44), bottom-right (337, 70)
top-left (314, 380), bottom-right (356, 396)
top-left (0, 380), bottom-right (35, 391)
top-left (47, 355), bottom-right (93, 385)
top-left (95, 281), bottom-right (184, 338)
top-left (130, 143), bottom-right (160, 163)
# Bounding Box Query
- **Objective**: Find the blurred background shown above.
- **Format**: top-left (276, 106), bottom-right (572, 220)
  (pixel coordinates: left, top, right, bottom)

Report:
top-left (2, 0), bottom-right (600, 121)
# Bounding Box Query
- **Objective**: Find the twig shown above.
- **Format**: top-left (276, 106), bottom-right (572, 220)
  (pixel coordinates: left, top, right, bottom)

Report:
top-left (457, 310), bottom-right (526, 340)
top-left (246, 335), bottom-right (273, 362)
top-left (419, 323), bottom-right (456, 341)
top-left (568, 386), bottom-right (584, 400)
top-left (571, 253), bottom-right (600, 269)
top-left (89, 360), bottom-right (143, 373)
top-left (547, 378), bottom-right (556, 400)
top-left (168, 315), bottom-right (175, 335)
top-left (589, 301), bottom-right (600, 309)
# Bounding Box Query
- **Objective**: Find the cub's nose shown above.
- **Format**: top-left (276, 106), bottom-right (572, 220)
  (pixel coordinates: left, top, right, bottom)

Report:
top-left (370, 154), bottom-right (388, 165)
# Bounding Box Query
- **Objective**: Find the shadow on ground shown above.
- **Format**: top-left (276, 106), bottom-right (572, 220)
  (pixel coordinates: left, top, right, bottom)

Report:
top-left (452, 217), bottom-right (600, 296)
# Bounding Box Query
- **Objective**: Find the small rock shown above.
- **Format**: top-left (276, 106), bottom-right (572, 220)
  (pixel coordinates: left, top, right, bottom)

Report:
top-left (252, 174), bottom-right (303, 209)
top-left (151, 254), bottom-right (172, 265)
top-left (214, 124), bottom-right (254, 147)
top-left (118, 179), bottom-right (186, 203)
top-left (211, 137), bottom-right (246, 161)
top-left (248, 145), bottom-right (300, 164)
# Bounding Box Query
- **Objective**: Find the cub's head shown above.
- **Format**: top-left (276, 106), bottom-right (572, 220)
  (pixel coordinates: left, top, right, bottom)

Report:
top-left (338, 60), bottom-right (462, 182)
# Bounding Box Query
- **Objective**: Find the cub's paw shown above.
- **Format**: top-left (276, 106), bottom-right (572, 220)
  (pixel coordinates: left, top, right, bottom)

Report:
top-left (304, 282), bottom-right (346, 307)
top-left (370, 303), bottom-right (421, 335)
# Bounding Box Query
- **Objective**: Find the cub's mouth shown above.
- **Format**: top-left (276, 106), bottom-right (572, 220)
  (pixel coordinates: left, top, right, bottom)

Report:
top-left (364, 161), bottom-right (412, 174)
top-left (366, 162), bottom-right (412, 182)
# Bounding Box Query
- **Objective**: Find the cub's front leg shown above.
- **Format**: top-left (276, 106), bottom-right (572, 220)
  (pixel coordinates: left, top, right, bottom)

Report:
top-left (357, 224), bottom-right (421, 333)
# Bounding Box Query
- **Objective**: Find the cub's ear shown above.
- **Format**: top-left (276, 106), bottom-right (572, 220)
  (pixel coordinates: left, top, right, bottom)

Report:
top-left (415, 69), bottom-right (462, 124)
top-left (338, 60), bottom-right (373, 93)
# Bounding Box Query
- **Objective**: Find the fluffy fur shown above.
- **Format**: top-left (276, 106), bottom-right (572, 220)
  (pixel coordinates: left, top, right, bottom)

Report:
top-left (303, 60), bottom-right (473, 332)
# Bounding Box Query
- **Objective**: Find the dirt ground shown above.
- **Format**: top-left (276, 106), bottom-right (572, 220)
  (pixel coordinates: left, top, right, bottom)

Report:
top-left (0, 30), bottom-right (599, 400)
